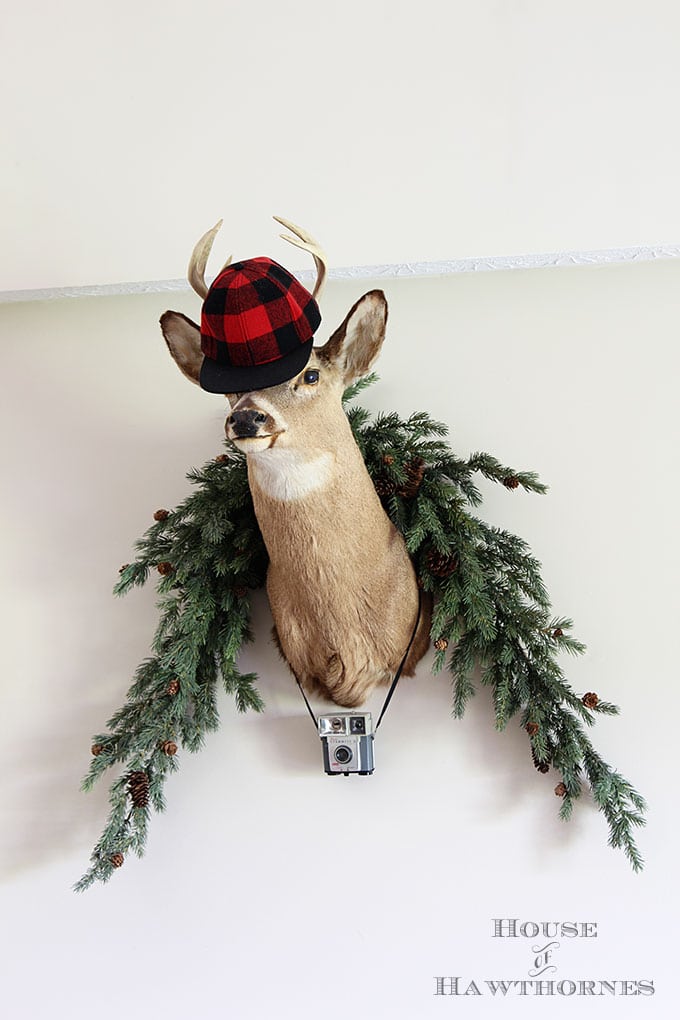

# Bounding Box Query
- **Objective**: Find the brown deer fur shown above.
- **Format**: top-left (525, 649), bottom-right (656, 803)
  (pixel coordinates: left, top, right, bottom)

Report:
top-left (161, 289), bottom-right (431, 707)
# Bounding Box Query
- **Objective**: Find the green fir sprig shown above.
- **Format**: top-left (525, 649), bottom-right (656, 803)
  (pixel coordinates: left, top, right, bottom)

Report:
top-left (75, 451), bottom-right (267, 891)
top-left (77, 377), bottom-right (645, 888)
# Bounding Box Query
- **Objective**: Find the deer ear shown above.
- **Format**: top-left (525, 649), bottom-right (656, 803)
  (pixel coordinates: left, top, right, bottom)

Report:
top-left (160, 311), bottom-right (203, 386)
top-left (319, 290), bottom-right (388, 385)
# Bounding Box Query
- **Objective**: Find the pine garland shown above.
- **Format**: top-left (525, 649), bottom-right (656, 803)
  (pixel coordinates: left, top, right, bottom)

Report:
top-left (76, 374), bottom-right (645, 889)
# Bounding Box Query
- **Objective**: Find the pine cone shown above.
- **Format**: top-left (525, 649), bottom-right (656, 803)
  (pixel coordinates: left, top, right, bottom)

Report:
top-left (161, 740), bottom-right (178, 756)
top-left (373, 474), bottom-right (397, 499)
top-left (398, 457), bottom-right (426, 499)
top-left (434, 637), bottom-right (449, 652)
top-left (128, 771), bottom-right (150, 808)
top-left (214, 454), bottom-right (230, 463)
top-left (166, 678), bottom-right (180, 696)
top-left (503, 475), bottom-right (520, 489)
top-left (424, 547), bottom-right (458, 578)
top-left (153, 509), bottom-right (169, 522)
top-left (554, 782), bottom-right (567, 797)
top-left (110, 853), bottom-right (125, 868)
top-left (119, 564), bottom-right (130, 574)
top-left (552, 627), bottom-right (564, 638)
top-left (91, 743), bottom-right (104, 756)
top-left (382, 454), bottom-right (395, 466)
top-left (582, 692), bottom-right (599, 709)
top-left (531, 747), bottom-right (550, 773)
top-left (157, 562), bottom-right (174, 576)
top-left (526, 722), bottom-right (539, 737)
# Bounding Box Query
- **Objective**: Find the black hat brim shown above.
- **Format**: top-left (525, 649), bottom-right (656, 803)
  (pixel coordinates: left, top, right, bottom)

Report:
top-left (199, 338), bottom-right (314, 394)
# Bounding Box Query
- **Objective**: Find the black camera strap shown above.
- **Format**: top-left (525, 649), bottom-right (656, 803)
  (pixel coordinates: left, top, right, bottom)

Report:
top-left (296, 677), bottom-right (319, 728)
top-left (375, 589), bottom-right (422, 730)
top-left (295, 590), bottom-right (422, 732)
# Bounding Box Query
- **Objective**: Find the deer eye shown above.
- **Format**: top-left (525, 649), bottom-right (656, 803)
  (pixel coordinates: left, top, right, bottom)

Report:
top-left (303, 369), bottom-right (320, 385)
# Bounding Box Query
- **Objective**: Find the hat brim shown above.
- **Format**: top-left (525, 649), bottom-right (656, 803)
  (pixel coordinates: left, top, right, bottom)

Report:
top-left (199, 338), bottom-right (314, 394)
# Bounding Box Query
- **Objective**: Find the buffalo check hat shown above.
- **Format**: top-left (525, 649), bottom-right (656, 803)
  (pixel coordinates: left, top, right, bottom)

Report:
top-left (199, 257), bottom-right (321, 392)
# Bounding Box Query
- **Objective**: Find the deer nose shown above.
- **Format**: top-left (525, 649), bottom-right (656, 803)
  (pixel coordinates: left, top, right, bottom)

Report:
top-left (227, 409), bottom-right (269, 437)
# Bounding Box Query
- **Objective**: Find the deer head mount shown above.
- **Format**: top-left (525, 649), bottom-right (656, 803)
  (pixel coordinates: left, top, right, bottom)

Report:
top-left (161, 218), bottom-right (431, 707)
top-left (75, 221), bottom-right (647, 887)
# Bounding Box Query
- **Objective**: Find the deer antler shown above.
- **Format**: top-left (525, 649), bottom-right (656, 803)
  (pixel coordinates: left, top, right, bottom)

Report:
top-left (187, 219), bottom-right (232, 300)
top-left (188, 217), bottom-right (325, 301)
top-left (274, 216), bottom-right (328, 300)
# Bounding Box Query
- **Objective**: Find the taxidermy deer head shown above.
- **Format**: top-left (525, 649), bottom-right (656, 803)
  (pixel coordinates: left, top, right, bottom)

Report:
top-left (161, 218), bottom-right (431, 707)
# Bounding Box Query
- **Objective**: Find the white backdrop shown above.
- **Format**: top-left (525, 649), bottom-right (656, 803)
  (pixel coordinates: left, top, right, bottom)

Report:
top-left (0, 260), bottom-right (677, 1017)
top-left (2, 0), bottom-right (680, 292)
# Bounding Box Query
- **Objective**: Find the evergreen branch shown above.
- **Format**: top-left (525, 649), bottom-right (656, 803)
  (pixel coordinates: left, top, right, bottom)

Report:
top-left (223, 669), bottom-right (266, 713)
top-left (342, 372), bottom-right (379, 404)
top-left (79, 394), bottom-right (646, 885)
top-left (350, 401), bottom-right (644, 868)
top-left (77, 451), bottom-right (268, 888)
top-left (467, 452), bottom-right (548, 494)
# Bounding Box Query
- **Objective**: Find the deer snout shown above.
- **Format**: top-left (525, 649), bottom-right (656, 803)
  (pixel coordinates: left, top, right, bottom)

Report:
top-left (227, 408), bottom-right (270, 438)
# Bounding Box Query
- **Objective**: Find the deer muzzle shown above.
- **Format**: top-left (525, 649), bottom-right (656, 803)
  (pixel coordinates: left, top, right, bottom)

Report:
top-left (227, 408), bottom-right (270, 438)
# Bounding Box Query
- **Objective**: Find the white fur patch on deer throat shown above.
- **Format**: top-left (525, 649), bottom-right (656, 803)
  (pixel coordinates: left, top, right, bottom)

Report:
top-left (248, 448), bottom-right (333, 502)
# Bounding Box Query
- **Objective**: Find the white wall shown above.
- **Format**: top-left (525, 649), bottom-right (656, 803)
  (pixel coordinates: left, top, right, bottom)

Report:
top-left (0, 260), bottom-right (676, 1017)
top-left (3, 0), bottom-right (680, 291)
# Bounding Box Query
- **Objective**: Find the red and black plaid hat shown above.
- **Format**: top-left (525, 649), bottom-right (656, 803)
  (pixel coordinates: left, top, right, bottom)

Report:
top-left (199, 257), bottom-right (321, 392)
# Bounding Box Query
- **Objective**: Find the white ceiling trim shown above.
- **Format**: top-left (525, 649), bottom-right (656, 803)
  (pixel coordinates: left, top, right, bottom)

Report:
top-left (2, 243), bottom-right (679, 304)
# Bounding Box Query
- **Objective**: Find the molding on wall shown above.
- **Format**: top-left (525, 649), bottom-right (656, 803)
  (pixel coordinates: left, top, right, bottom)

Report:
top-left (2, 243), bottom-right (680, 304)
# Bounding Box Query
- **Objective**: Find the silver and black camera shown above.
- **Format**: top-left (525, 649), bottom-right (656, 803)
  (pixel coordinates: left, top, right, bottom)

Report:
top-left (318, 712), bottom-right (375, 775)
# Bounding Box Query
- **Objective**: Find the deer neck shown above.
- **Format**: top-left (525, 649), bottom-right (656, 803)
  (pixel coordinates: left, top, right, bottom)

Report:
top-left (245, 417), bottom-right (387, 566)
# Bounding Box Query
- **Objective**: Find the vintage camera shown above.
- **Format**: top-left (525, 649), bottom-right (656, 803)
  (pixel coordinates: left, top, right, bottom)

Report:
top-left (318, 712), bottom-right (375, 775)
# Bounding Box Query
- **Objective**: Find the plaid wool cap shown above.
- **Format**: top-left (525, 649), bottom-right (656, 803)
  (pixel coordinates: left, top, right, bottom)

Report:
top-left (199, 257), bottom-right (321, 392)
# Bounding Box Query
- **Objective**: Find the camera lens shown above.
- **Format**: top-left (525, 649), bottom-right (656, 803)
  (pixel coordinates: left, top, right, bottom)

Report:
top-left (334, 745), bottom-right (352, 765)
top-left (350, 717), bottom-right (366, 734)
